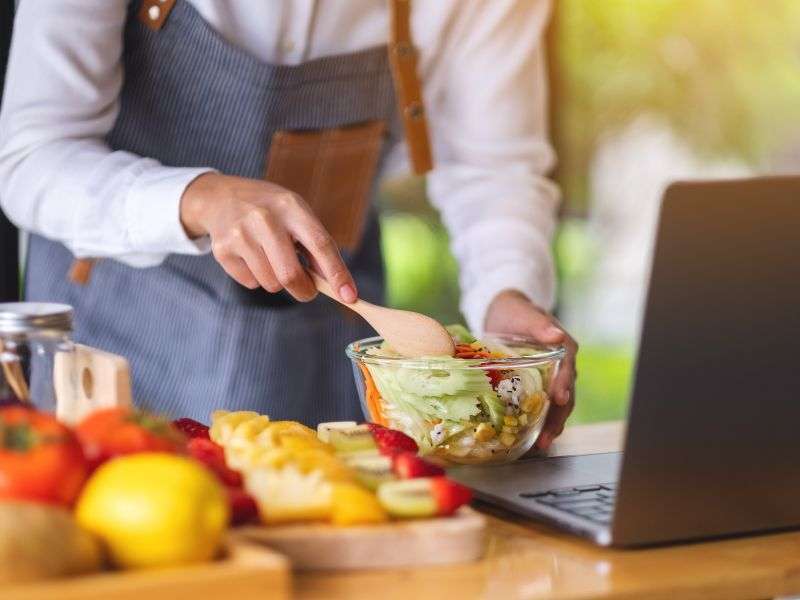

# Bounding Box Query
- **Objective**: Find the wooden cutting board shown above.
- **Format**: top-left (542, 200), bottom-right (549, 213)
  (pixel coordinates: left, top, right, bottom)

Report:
top-left (235, 507), bottom-right (487, 571)
top-left (1, 539), bottom-right (290, 600)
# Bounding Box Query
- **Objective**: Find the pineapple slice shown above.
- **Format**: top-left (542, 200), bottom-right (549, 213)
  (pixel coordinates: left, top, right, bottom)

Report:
top-left (210, 411), bottom-right (261, 445)
top-left (227, 446), bottom-right (352, 482)
top-left (245, 465), bottom-right (333, 524)
top-left (278, 433), bottom-right (332, 454)
top-left (291, 449), bottom-right (353, 482)
top-left (226, 415), bottom-right (273, 452)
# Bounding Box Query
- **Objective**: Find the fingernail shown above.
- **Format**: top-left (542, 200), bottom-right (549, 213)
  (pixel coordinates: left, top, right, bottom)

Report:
top-left (558, 389), bottom-right (571, 406)
top-left (547, 325), bottom-right (563, 338)
top-left (339, 284), bottom-right (356, 303)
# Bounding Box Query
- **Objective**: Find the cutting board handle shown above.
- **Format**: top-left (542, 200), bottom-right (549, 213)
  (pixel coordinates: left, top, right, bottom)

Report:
top-left (54, 344), bottom-right (133, 425)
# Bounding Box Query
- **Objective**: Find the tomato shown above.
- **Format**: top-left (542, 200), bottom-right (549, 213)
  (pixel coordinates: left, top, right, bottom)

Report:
top-left (76, 408), bottom-right (186, 468)
top-left (0, 407), bottom-right (89, 506)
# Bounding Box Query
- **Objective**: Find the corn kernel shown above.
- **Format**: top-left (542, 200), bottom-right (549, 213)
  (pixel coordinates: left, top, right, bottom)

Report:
top-left (503, 415), bottom-right (518, 427)
top-left (499, 432), bottom-right (516, 447)
top-left (474, 423), bottom-right (496, 442)
top-left (502, 425), bottom-right (519, 435)
top-left (518, 413), bottom-right (528, 426)
top-left (521, 391), bottom-right (547, 414)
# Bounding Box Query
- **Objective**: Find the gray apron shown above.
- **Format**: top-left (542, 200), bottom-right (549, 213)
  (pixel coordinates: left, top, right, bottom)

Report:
top-left (25, 1), bottom-right (397, 425)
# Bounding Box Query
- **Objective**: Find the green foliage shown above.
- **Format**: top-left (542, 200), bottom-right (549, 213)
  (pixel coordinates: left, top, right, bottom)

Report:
top-left (555, 0), bottom-right (800, 209)
top-left (571, 344), bottom-right (634, 424)
top-left (380, 213), bottom-right (461, 325)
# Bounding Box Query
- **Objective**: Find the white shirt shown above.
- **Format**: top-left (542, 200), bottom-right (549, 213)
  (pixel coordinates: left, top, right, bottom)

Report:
top-left (0, 0), bottom-right (559, 333)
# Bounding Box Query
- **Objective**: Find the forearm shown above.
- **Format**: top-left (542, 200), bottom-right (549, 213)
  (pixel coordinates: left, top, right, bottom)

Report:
top-left (0, 138), bottom-right (212, 262)
top-left (419, 0), bottom-right (559, 332)
top-left (428, 165), bottom-right (560, 333)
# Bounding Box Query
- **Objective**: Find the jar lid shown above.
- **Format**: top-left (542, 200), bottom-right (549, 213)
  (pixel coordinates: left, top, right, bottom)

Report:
top-left (0, 302), bottom-right (73, 334)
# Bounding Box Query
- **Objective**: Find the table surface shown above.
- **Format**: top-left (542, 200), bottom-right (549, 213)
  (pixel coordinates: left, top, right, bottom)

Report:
top-left (295, 421), bottom-right (800, 600)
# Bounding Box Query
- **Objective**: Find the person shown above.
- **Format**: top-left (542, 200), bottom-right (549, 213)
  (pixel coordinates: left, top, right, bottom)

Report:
top-left (0, 0), bottom-right (576, 449)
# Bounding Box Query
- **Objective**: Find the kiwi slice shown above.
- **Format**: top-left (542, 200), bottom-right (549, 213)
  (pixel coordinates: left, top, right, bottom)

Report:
top-left (377, 479), bottom-right (437, 518)
top-left (345, 454), bottom-right (395, 490)
top-left (328, 424), bottom-right (377, 454)
top-left (316, 421), bottom-right (357, 444)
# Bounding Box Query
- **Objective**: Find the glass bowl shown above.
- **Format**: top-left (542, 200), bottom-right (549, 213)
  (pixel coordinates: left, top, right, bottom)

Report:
top-left (346, 334), bottom-right (565, 465)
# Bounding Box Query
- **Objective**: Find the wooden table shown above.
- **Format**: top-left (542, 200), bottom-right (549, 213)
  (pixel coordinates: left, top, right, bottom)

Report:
top-left (295, 421), bottom-right (800, 600)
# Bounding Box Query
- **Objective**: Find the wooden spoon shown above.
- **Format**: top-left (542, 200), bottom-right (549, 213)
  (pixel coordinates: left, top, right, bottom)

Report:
top-left (0, 340), bottom-right (30, 403)
top-left (309, 272), bottom-right (455, 357)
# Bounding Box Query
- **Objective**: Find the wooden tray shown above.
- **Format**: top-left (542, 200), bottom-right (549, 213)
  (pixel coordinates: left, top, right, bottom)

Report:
top-left (1, 539), bottom-right (290, 600)
top-left (235, 506), bottom-right (487, 571)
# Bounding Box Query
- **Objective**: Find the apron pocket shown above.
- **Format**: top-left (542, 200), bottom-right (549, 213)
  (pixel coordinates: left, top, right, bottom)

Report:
top-left (264, 120), bottom-right (386, 252)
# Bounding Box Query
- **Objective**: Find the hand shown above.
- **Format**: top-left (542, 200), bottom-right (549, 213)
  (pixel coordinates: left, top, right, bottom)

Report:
top-left (180, 173), bottom-right (357, 303)
top-left (484, 290), bottom-right (578, 450)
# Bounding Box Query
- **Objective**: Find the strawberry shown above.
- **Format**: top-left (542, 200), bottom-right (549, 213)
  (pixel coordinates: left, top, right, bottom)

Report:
top-left (366, 423), bottom-right (418, 455)
top-left (430, 476), bottom-right (472, 516)
top-left (392, 451), bottom-right (444, 479)
top-left (172, 417), bottom-right (210, 439)
top-left (227, 486), bottom-right (259, 526)
top-left (186, 437), bottom-right (242, 487)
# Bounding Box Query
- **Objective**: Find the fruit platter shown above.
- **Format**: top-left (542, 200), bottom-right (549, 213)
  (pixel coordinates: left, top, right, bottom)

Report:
top-left (211, 410), bottom-right (486, 570)
top-left (0, 398), bottom-right (485, 595)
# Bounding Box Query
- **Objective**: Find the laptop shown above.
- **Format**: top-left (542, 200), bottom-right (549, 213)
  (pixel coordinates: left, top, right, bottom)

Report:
top-left (448, 177), bottom-right (800, 547)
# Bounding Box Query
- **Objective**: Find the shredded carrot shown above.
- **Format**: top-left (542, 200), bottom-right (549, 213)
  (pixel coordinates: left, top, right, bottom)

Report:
top-left (358, 362), bottom-right (387, 426)
top-left (455, 350), bottom-right (492, 359)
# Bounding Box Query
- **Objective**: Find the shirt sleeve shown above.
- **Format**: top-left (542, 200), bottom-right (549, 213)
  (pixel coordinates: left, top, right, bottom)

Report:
top-left (419, 0), bottom-right (561, 334)
top-left (0, 0), bottom-right (213, 266)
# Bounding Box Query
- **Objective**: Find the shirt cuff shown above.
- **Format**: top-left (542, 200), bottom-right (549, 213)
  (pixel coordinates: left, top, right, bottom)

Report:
top-left (125, 166), bottom-right (215, 255)
top-left (461, 262), bottom-right (556, 337)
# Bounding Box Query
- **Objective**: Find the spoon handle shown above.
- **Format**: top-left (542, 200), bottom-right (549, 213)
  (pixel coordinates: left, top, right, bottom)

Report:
top-left (308, 270), bottom-right (455, 357)
top-left (308, 271), bottom-right (375, 319)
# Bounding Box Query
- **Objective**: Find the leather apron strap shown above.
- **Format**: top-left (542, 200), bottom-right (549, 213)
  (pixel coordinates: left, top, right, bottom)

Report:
top-left (69, 0), bottom-right (432, 285)
top-left (138, 0), bottom-right (177, 30)
top-left (388, 0), bottom-right (433, 175)
top-left (137, 0), bottom-right (434, 174)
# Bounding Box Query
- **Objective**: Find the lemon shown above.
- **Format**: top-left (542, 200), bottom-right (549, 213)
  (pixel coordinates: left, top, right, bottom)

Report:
top-left (76, 453), bottom-right (229, 569)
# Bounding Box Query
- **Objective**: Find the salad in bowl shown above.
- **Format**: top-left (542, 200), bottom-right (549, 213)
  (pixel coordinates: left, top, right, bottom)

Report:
top-left (346, 325), bottom-right (565, 465)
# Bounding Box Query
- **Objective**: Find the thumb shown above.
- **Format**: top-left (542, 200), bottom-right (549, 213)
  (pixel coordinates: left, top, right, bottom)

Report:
top-left (524, 308), bottom-right (565, 344)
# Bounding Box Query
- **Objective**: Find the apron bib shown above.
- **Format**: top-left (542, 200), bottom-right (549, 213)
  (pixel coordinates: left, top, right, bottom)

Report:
top-left (25, 0), bottom-right (401, 425)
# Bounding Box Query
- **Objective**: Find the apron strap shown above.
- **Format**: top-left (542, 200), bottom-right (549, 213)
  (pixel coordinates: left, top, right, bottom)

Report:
top-left (138, 0), bottom-right (177, 31)
top-left (135, 0), bottom-right (434, 174)
top-left (388, 0), bottom-right (433, 175)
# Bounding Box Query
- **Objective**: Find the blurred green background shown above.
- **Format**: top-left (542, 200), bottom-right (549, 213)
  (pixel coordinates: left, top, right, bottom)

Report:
top-left (379, 0), bottom-right (800, 424)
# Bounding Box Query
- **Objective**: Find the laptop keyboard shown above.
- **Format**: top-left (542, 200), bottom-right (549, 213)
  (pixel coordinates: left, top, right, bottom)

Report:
top-left (520, 483), bottom-right (616, 525)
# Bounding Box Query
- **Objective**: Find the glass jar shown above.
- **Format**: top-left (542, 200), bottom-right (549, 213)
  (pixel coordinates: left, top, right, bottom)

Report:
top-left (0, 302), bottom-right (75, 413)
